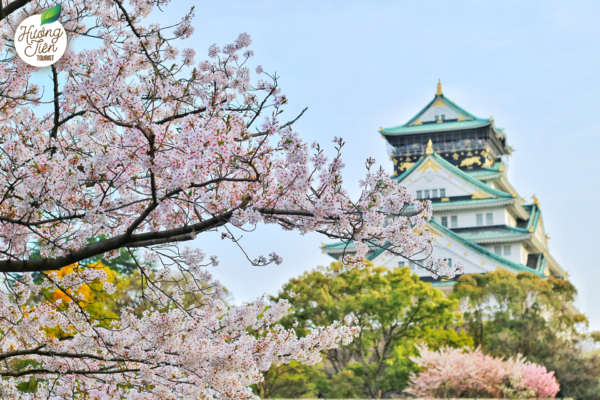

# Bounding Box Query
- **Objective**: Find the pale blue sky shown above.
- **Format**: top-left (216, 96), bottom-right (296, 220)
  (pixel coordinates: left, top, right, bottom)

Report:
top-left (156, 0), bottom-right (600, 327)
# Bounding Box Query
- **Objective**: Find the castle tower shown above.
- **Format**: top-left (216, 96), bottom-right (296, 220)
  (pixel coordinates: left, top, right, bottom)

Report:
top-left (382, 80), bottom-right (511, 176)
top-left (322, 82), bottom-right (567, 292)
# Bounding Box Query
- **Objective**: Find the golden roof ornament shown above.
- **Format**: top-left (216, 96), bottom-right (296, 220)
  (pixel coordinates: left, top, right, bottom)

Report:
top-left (532, 194), bottom-right (539, 206)
top-left (426, 139), bottom-right (434, 154)
top-left (436, 80), bottom-right (442, 96)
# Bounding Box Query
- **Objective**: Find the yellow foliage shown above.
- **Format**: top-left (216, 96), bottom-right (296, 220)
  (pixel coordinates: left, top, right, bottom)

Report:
top-left (50, 262), bottom-right (115, 307)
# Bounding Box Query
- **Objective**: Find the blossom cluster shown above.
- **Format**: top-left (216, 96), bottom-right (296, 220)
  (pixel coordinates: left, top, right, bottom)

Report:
top-left (407, 345), bottom-right (560, 398)
top-left (0, 0), bottom-right (459, 397)
top-left (0, 265), bottom-right (359, 398)
top-left (0, 0), bottom-right (454, 275)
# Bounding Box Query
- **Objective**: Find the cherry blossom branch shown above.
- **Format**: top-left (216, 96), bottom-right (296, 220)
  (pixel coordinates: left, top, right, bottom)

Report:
top-left (0, 0), bottom-right (32, 21)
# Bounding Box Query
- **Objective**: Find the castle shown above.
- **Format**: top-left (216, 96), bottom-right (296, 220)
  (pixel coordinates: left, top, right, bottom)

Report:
top-left (322, 82), bottom-right (566, 292)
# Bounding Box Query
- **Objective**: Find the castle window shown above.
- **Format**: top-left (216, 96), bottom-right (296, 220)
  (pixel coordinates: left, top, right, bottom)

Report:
top-left (424, 190), bottom-right (430, 198)
top-left (494, 246), bottom-right (502, 256)
top-left (447, 258), bottom-right (452, 268)
top-left (451, 216), bottom-right (458, 228)
top-left (476, 214), bottom-right (483, 226)
top-left (435, 115), bottom-right (439, 121)
top-left (398, 261), bottom-right (406, 268)
top-left (432, 189), bottom-right (438, 198)
top-left (503, 246), bottom-right (511, 256)
top-left (416, 190), bottom-right (422, 199)
top-left (486, 213), bottom-right (493, 225)
top-left (441, 114), bottom-right (446, 121)
top-left (440, 188), bottom-right (446, 197)
top-left (441, 216), bottom-right (448, 227)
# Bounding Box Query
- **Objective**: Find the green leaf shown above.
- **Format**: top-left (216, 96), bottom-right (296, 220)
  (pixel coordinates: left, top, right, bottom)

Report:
top-left (40, 4), bottom-right (62, 26)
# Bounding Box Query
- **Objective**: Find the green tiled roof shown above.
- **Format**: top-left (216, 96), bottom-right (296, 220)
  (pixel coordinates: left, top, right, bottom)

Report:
top-left (432, 153), bottom-right (512, 198)
top-left (321, 219), bottom-right (543, 277)
top-left (322, 242), bottom-right (354, 250)
top-left (404, 94), bottom-right (477, 127)
top-left (403, 198), bottom-right (514, 211)
top-left (523, 204), bottom-right (541, 232)
top-left (429, 220), bottom-right (544, 276)
top-left (381, 119), bottom-right (492, 135)
top-left (453, 225), bottom-right (531, 243)
top-left (394, 152), bottom-right (513, 199)
top-left (380, 93), bottom-right (507, 142)
top-left (321, 240), bottom-right (387, 261)
top-left (465, 169), bottom-right (502, 180)
top-left (465, 162), bottom-right (504, 181)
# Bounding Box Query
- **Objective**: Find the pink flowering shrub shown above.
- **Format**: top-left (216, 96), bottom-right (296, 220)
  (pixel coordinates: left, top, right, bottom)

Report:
top-left (507, 361), bottom-right (561, 398)
top-left (407, 345), bottom-right (560, 398)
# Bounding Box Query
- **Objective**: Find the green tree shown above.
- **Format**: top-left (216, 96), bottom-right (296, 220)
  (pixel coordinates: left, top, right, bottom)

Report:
top-left (263, 261), bottom-right (471, 398)
top-left (254, 362), bottom-right (328, 399)
top-left (452, 270), bottom-right (600, 399)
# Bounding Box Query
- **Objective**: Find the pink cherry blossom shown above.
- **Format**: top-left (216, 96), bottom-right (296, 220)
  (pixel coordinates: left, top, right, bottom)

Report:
top-left (407, 345), bottom-right (560, 398)
top-left (0, 0), bottom-right (459, 397)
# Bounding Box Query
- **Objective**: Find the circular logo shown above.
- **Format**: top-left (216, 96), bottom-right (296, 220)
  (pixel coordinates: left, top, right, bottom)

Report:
top-left (15, 6), bottom-right (67, 67)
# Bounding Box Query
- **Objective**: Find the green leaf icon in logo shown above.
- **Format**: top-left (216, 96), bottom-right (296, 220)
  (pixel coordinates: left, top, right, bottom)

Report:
top-left (40, 5), bottom-right (62, 26)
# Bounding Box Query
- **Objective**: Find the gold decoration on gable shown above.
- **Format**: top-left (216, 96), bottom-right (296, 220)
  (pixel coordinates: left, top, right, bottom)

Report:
top-left (433, 99), bottom-right (445, 108)
top-left (429, 228), bottom-right (442, 237)
top-left (418, 159), bottom-right (441, 174)
top-left (457, 116), bottom-right (467, 121)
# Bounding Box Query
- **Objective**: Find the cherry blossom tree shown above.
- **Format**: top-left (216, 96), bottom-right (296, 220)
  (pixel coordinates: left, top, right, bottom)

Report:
top-left (0, 0), bottom-right (458, 397)
top-left (407, 345), bottom-right (560, 398)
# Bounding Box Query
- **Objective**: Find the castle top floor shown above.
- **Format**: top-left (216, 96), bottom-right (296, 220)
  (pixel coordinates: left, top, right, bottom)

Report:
top-left (381, 81), bottom-right (513, 175)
